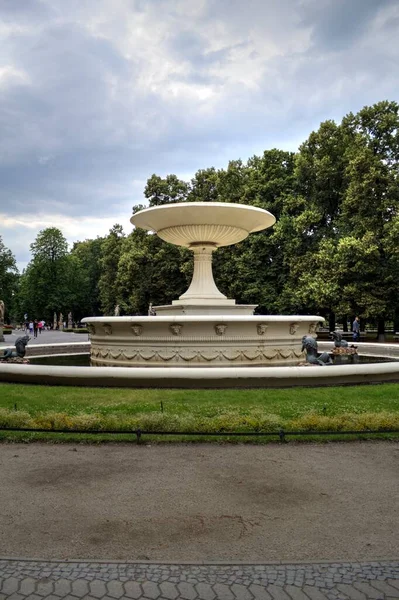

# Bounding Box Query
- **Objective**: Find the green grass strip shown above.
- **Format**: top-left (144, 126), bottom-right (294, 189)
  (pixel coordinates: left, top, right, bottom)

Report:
top-left (1, 382), bottom-right (399, 443)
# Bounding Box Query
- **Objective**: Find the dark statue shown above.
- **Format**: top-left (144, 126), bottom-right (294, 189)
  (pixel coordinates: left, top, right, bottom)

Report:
top-left (301, 335), bottom-right (332, 366)
top-left (330, 331), bottom-right (349, 348)
top-left (1, 335), bottom-right (30, 361)
top-left (330, 330), bottom-right (358, 364)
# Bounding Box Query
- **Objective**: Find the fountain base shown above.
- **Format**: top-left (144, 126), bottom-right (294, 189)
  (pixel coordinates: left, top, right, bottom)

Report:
top-left (82, 315), bottom-right (321, 368)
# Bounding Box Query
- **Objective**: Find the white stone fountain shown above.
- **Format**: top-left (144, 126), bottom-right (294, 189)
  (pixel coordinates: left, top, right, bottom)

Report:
top-left (83, 202), bottom-right (322, 367)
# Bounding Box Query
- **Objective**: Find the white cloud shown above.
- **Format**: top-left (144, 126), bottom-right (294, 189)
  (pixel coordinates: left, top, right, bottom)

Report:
top-left (0, 212), bottom-right (133, 272)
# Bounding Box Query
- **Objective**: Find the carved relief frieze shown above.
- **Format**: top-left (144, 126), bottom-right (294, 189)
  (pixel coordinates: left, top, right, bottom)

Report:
top-left (257, 324), bottom-right (268, 335)
top-left (90, 343), bottom-right (307, 365)
top-left (242, 349), bottom-right (261, 360)
top-left (309, 322), bottom-right (318, 335)
top-left (157, 351), bottom-right (177, 361)
top-left (279, 349), bottom-right (294, 359)
top-left (131, 324), bottom-right (143, 336)
top-left (87, 324), bottom-right (96, 335)
top-left (103, 323), bottom-right (112, 335)
top-left (289, 323), bottom-right (299, 335)
top-left (215, 324), bottom-right (227, 336)
top-left (139, 350), bottom-right (156, 360)
top-left (294, 349), bottom-right (306, 358)
top-left (179, 350), bottom-right (198, 361)
top-left (199, 350), bottom-right (220, 361)
top-left (122, 350), bottom-right (138, 360)
top-left (263, 349), bottom-right (279, 360)
top-left (221, 349), bottom-right (242, 361)
top-left (170, 323), bottom-right (183, 336)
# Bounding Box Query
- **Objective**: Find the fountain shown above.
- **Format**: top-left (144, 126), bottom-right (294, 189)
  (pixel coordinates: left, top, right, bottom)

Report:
top-left (2, 201), bottom-right (399, 388)
top-left (82, 202), bottom-right (322, 368)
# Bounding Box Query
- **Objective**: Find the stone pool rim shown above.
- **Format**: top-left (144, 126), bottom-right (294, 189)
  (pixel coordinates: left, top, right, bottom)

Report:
top-left (1, 341), bottom-right (399, 388)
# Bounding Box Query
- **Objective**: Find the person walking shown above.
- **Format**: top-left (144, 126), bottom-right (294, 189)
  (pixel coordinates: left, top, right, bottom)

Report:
top-left (29, 321), bottom-right (33, 335)
top-left (352, 316), bottom-right (360, 342)
top-left (33, 319), bottom-right (38, 338)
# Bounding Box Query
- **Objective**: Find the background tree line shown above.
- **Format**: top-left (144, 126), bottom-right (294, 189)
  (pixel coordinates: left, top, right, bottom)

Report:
top-left (1, 100), bottom-right (398, 336)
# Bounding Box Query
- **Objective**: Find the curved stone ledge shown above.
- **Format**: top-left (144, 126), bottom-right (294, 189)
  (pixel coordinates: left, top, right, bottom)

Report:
top-left (1, 357), bottom-right (399, 388)
top-left (1, 340), bottom-right (399, 388)
top-left (25, 342), bottom-right (90, 358)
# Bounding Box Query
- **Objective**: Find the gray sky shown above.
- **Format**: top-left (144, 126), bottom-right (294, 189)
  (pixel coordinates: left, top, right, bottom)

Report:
top-left (0, 0), bottom-right (398, 270)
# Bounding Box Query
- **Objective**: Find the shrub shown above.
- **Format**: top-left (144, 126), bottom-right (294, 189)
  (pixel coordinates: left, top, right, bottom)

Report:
top-left (288, 411), bottom-right (399, 432)
top-left (0, 408), bottom-right (32, 428)
top-left (62, 328), bottom-right (88, 333)
top-left (0, 407), bottom-right (397, 436)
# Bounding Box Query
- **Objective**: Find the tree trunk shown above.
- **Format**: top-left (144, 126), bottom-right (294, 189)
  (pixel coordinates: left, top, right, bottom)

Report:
top-left (329, 312), bottom-right (336, 332)
top-left (342, 316), bottom-right (348, 332)
top-left (377, 318), bottom-right (385, 342)
top-left (394, 310), bottom-right (399, 335)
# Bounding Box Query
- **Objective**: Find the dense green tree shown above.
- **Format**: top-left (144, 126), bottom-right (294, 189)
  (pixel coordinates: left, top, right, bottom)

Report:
top-left (144, 174), bottom-right (189, 206)
top-left (70, 237), bottom-right (104, 318)
top-left (279, 101), bottom-right (399, 335)
top-left (212, 150), bottom-right (296, 312)
top-left (188, 168), bottom-right (219, 202)
top-left (116, 228), bottom-right (190, 315)
top-left (0, 236), bottom-right (19, 323)
top-left (17, 228), bottom-right (84, 322)
top-left (98, 224), bottom-right (125, 315)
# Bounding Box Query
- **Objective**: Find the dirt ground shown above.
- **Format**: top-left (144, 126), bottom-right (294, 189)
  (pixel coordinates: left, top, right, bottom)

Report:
top-left (0, 442), bottom-right (398, 562)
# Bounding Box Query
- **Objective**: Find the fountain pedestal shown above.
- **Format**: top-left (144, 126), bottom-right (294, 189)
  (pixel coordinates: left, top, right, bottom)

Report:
top-left (155, 243), bottom-right (256, 315)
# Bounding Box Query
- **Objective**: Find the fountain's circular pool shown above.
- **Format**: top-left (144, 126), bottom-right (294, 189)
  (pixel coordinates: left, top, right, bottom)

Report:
top-left (29, 353), bottom-right (399, 367)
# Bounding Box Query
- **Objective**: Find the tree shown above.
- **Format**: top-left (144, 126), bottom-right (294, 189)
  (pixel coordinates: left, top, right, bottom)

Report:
top-left (279, 101), bottom-right (399, 334)
top-left (0, 236), bottom-right (18, 323)
top-left (188, 168), bottom-right (219, 202)
top-left (116, 228), bottom-right (189, 315)
top-left (144, 174), bottom-right (189, 206)
top-left (98, 225), bottom-right (125, 315)
top-left (18, 228), bottom-right (72, 322)
top-left (70, 237), bottom-right (104, 318)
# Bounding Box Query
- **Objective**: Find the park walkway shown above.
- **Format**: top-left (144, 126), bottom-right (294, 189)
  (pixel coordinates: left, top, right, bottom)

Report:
top-left (0, 330), bottom-right (88, 347)
top-left (0, 559), bottom-right (398, 599)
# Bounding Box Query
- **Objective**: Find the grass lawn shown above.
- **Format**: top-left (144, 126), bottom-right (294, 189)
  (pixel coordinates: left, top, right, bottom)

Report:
top-left (0, 382), bottom-right (398, 443)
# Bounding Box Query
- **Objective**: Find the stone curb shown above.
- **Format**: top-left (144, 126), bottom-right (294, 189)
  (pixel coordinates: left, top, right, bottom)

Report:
top-left (0, 557), bottom-right (398, 565)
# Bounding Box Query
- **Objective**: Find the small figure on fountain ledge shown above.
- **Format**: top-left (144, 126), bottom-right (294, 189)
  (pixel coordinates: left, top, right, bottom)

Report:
top-left (331, 331), bottom-right (349, 348)
top-left (331, 331), bottom-right (358, 356)
top-left (0, 335), bottom-right (31, 363)
top-left (301, 335), bottom-right (333, 366)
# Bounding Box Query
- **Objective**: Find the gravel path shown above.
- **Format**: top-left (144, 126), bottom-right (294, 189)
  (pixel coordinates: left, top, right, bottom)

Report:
top-left (0, 442), bottom-right (397, 562)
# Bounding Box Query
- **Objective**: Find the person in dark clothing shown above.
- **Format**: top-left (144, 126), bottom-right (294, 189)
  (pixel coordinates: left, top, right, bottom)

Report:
top-left (352, 316), bottom-right (360, 342)
top-left (33, 319), bottom-right (38, 338)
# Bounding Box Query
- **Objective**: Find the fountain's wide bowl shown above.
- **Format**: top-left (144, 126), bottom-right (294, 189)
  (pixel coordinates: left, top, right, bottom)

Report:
top-left (81, 315), bottom-right (321, 368)
top-left (131, 202), bottom-right (276, 247)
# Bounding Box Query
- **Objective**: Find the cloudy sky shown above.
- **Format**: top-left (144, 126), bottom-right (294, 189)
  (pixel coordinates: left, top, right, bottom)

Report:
top-left (0, 0), bottom-right (398, 270)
